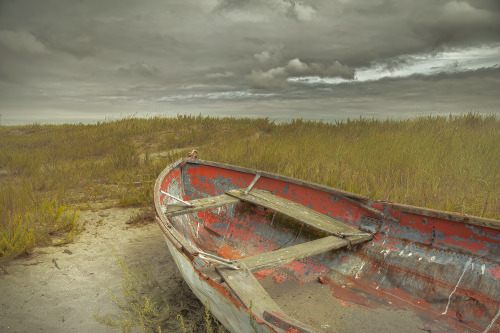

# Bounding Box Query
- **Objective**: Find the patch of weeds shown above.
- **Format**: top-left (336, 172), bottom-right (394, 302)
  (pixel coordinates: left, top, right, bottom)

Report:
top-left (39, 199), bottom-right (81, 238)
top-left (0, 199), bottom-right (81, 263)
top-left (126, 208), bottom-right (156, 227)
top-left (118, 179), bottom-right (153, 207)
top-left (94, 250), bottom-right (227, 332)
top-left (177, 301), bottom-right (225, 333)
top-left (0, 214), bottom-right (36, 262)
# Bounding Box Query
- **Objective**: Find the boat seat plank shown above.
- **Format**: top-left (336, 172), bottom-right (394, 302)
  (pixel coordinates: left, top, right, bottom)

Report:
top-left (216, 263), bottom-right (283, 318)
top-left (164, 194), bottom-right (241, 218)
top-left (239, 236), bottom-right (350, 272)
top-left (198, 236), bottom-right (350, 282)
top-left (227, 188), bottom-right (371, 245)
top-left (216, 263), bottom-right (322, 332)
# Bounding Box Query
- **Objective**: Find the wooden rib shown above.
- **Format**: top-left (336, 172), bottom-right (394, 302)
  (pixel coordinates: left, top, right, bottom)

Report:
top-left (239, 236), bottom-right (349, 272)
top-left (227, 188), bottom-right (372, 244)
top-left (165, 194), bottom-right (241, 218)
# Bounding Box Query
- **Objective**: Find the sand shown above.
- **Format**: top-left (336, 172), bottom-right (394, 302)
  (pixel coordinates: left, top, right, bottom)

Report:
top-left (0, 207), bottom-right (175, 333)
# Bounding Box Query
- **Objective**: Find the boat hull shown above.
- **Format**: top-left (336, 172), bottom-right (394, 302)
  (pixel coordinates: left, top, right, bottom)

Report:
top-left (163, 236), bottom-right (273, 332)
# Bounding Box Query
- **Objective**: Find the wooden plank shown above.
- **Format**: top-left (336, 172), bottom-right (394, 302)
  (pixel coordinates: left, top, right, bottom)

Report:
top-left (340, 195), bottom-right (398, 223)
top-left (216, 263), bottom-right (324, 333)
top-left (216, 263), bottom-right (283, 318)
top-left (165, 194), bottom-right (241, 218)
top-left (239, 236), bottom-right (350, 272)
top-left (198, 236), bottom-right (350, 282)
top-left (227, 188), bottom-right (372, 244)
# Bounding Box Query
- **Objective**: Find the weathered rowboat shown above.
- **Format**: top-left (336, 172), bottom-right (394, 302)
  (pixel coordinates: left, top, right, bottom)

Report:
top-left (154, 158), bottom-right (499, 333)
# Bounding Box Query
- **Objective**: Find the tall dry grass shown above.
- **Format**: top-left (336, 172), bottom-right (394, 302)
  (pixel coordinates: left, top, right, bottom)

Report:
top-left (202, 114), bottom-right (499, 219)
top-left (0, 113), bottom-right (498, 263)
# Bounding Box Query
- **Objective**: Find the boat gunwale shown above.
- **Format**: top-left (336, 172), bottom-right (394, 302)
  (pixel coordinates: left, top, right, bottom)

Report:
top-left (162, 158), bottom-right (499, 229)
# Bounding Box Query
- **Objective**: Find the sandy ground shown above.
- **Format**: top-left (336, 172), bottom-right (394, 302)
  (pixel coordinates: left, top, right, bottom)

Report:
top-left (0, 206), bottom-right (175, 333)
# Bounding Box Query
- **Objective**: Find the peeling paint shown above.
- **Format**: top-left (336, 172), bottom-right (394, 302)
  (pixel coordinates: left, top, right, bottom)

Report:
top-left (490, 266), bottom-right (500, 280)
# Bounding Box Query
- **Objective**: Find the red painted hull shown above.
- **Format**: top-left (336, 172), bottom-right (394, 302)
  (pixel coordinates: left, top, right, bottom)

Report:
top-left (154, 159), bottom-right (500, 333)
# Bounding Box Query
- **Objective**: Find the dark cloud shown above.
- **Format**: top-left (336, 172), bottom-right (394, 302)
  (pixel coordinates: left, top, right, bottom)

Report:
top-left (0, 0), bottom-right (498, 124)
top-left (243, 36), bottom-right (266, 45)
top-left (118, 61), bottom-right (161, 78)
top-left (410, 1), bottom-right (500, 49)
top-left (0, 30), bottom-right (48, 54)
top-left (214, 0), bottom-right (317, 22)
top-left (34, 27), bottom-right (97, 59)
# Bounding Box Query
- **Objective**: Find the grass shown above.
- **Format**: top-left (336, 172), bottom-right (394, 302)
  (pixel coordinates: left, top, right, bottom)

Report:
top-left (1, 113), bottom-right (499, 263)
top-left (202, 114), bottom-right (500, 218)
top-left (0, 198), bottom-right (80, 262)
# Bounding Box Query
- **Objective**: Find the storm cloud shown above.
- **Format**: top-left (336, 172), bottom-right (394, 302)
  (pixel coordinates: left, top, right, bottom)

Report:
top-left (0, 0), bottom-right (498, 124)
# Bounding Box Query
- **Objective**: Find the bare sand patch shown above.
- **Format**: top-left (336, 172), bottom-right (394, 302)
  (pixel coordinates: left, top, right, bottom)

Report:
top-left (0, 207), bottom-right (174, 332)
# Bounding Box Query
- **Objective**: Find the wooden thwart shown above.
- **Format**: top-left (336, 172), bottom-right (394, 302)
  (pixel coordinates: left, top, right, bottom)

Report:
top-left (216, 263), bottom-right (321, 333)
top-left (200, 235), bottom-right (354, 283)
top-left (216, 263), bottom-right (282, 318)
top-left (164, 194), bottom-right (240, 218)
top-left (239, 235), bottom-right (350, 272)
top-left (227, 188), bottom-right (372, 245)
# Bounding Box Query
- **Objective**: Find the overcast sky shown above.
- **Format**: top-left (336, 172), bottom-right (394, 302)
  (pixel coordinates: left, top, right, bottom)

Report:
top-left (0, 0), bottom-right (499, 125)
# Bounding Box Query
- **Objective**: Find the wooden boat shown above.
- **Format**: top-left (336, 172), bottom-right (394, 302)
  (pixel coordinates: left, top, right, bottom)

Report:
top-left (154, 158), bottom-right (500, 333)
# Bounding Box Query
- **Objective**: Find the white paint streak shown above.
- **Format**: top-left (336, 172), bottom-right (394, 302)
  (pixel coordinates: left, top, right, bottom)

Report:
top-left (483, 306), bottom-right (500, 333)
top-left (195, 220), bottom-right (201, 238)
top-left (355, 262), bottom-right (366, 279)
top-left (442, 258), bottom-right (472, 315)
top-left (222, 223), bottom-right (230, 243)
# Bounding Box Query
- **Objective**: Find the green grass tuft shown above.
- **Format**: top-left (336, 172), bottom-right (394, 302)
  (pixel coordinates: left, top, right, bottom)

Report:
top-left (0, 199), bottom-right (80, 262)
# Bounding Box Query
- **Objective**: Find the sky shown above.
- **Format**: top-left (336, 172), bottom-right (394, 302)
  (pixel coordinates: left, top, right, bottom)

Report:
top-left (0, 0), bottom-right (499, 125)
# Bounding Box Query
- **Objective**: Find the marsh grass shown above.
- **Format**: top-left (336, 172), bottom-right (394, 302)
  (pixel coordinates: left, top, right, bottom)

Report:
top-left (202, 114), bottom-right (500, 219)
top-left (1, 113), bottom-right (498, 263)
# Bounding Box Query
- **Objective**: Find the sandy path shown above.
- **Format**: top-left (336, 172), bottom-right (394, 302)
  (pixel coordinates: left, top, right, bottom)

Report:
top-left (0, 207), bottom-right (175, 332)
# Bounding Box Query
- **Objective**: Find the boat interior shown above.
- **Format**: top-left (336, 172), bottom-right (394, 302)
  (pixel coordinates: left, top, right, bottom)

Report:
top-left (157, 160), bottom-right (500, 333)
